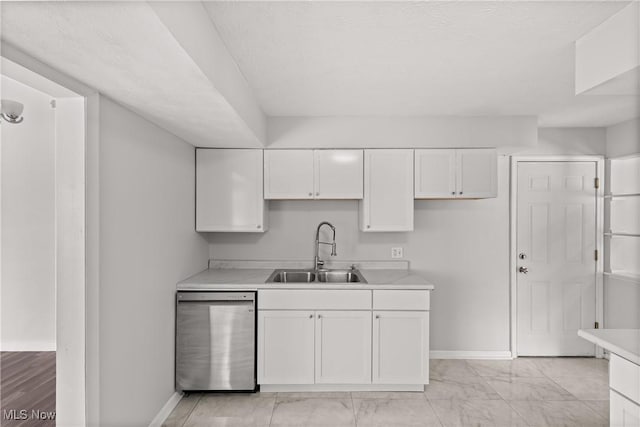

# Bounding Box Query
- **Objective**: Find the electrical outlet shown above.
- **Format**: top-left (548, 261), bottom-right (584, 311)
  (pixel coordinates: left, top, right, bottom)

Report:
top-left (391, 247), bottom-right (403, 259)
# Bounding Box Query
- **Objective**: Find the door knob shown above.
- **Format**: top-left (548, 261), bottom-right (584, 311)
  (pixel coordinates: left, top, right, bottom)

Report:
top-left (519, 266), bottom-right (528, 274)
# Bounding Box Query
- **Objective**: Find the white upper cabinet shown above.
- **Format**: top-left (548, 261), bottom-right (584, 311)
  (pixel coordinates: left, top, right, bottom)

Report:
top-left (264, 149), bottom-right (363, 199)
top-left (264, 150), bottom-right (315, 199)
top-left (456, 149), bottom-right (497, 198)
top-left (196, 149), bottom-right (267, 232)
top-left (314, 150), bottom-right (364, 199)
top-left (414, 148), bottom-right (497, 199)
top-left (360, 149), bottom-right (414, 232)
top-left (414, 149), bottom-right (456, 198)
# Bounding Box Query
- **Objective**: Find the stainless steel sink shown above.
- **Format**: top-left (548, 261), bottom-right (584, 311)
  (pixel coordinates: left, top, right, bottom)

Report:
top-left (266, 268), bottom-right (367, 284)
top-left (317, 270), bottom-right (363, 283)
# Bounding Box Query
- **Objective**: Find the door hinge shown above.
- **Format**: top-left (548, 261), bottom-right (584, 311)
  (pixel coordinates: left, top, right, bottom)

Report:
top-left (50, 99), bottom-right (56, 109)
top-left (594, 250), bottom-right (598, 261)
top-left (595, 321), bottom-right (599, 329)
top-left (594, 177), bottom-right (600, 189)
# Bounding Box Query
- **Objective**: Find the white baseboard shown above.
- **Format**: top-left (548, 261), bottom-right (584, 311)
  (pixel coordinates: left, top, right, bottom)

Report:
top-left (0, 341), bottom-right (56, 352)
top-left (430, 351), bottom-right (513, 360)
top-left (149, 392), bottom-right (183, 427)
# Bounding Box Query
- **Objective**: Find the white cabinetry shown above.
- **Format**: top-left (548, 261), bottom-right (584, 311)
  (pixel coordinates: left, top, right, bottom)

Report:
top-left (610, 353), bottom-right (640, 426)
top-left (257, 310), bottom-right (315, 384)
top-left (196, 149), bottom-right (267, 232)
top-left (257, 288), bottom-right (431, 390)
top-left (415, 148), bottom-right (497, 199)
top-left (360, 149), bottom-right (414, 232)
top-left (264, 149), bottom-right (363, 199)
top-left (372, 290), bottom-right (430, 385)
top-left (315, 311), bottom-right (371, 384)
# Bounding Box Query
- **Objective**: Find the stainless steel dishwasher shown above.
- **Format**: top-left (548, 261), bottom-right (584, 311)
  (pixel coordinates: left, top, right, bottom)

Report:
top-left (176, 291), bottom-right (256, 392)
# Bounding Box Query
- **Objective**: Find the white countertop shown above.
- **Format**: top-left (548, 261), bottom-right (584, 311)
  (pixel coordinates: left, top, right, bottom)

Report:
top-left (177, 260), bottom-right (435, 291)
top-left (578, 329), bottom-right (640, 365)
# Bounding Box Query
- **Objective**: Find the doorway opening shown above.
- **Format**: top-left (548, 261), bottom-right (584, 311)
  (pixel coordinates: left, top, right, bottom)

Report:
top-left (1, 57), bottom-right (86, 425)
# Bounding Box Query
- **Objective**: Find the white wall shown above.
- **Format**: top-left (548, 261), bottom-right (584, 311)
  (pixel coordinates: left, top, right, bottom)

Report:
top-left (268, 116), bottom-right (538, 149)
top-left (209, 126), bottom-right (606, 354)
top-left (1, 75), bottom-right (56, 351)
top-left (98, 97), bottom-right (208, 426)
top-left (604, 117), bottom-right (640, 329)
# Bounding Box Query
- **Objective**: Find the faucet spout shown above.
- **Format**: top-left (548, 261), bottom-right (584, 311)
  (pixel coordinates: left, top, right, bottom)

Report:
top-left (314, 221), bottom-right (337, 271)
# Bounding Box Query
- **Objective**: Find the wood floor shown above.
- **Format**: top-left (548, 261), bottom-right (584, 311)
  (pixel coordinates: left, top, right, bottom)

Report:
top-left (1, 352), bottom-right (55, 427)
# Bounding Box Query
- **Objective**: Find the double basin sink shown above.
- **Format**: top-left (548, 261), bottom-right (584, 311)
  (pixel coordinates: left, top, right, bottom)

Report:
top-left (266, 268), bottom-right (367, 284)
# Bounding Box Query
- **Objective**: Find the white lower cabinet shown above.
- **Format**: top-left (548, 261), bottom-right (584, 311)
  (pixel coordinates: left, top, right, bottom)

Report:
top-left (315, 311), bottom-right (371, 384)
top-left (611, 390), bottom-right (640, 427)
top-left (373, 311), bottom-right (429, 384)
top-left (257, 289), bottom-right (431, 389)
top-left (257, 310), bottom-right (315, 384)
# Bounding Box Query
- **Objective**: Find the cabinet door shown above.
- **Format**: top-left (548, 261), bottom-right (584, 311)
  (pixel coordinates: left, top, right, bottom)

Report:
top-left (373, 311), bottom-right (429, 384)
top-left (360, 149), bottom-right (414, 231)
top-left (315, 311), bottom-right (371, 384)
top-left (264, 150), bottom-right (314, 199)
top-left (611, 389), bottom-right (640, 427)
top-left (456, 149), bottom-right (497, 198)
top-left (414, 149), bottom-right (456, 198)
top-left (258, 310), bottom-right (315, 384)
top-left (196, 149), bottom-right (266, 232)
top-left (314, 150), bottom-right (364, 199)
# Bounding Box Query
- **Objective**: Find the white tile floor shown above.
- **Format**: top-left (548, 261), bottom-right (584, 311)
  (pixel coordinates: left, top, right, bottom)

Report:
top-left (163, 358), bottom-right (609, 427)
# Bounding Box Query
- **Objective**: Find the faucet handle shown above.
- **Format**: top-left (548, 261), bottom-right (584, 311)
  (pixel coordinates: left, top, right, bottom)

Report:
top-left (350, 264), bottom-right (357, 270)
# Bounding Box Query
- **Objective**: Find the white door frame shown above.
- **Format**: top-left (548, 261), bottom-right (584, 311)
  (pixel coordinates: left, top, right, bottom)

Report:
top-left (510, 155), bottom-right (605, 358)
top-left (2, 42), bottom-right (100, 425)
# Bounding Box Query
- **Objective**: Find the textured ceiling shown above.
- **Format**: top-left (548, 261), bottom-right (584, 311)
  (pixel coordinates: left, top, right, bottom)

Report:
top-left (1, 2), bottom-right (263, 147)
top-left (205, 1), bottom-right (638, 126)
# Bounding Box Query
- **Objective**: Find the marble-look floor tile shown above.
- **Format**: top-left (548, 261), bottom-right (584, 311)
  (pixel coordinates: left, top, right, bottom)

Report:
top-left (509, 400), bottom-right (607, 427)
top-left (532, 357), bottom-right (608, 379)
top-left (183, 394), bottom-right (275, 427)
top-left (163, 393), bottom-right (202, 427)
top-left (430, 360), bottom-right (478, 380)
top-left (425, 377), bottom-right (501, 400)
top-left (351, 391), bottom-right (426, 400)
top-left (583, 400), bottom-right (609, 423)
top-left (485, 377), bottom-right (573, 401)
top-left (550, 375), bottom-right (609, 400)
top-left (352, 398), bottom-right (442, 426)
top-left (467, 358), bottom-right (545, 378)
top-left (269, 396), bottom-right (355, 427)
top-left (430, 399), bottom-right (527, 427)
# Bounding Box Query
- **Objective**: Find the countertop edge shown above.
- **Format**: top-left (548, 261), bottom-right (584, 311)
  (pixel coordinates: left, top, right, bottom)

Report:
top-left (578, 329), bottom-right (640, 365)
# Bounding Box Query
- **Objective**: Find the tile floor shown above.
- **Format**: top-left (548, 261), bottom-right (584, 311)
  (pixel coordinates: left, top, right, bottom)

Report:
top-left (163, 357), bottom-right (609, 427)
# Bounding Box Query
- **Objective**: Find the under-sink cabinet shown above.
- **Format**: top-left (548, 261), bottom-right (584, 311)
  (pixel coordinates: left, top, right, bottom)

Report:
top-left (414, 148), bottom-right (497, 199)
top-left (196, 148), bottom-right (267, 232)
top-left (264, 149), bottom-right (364, 199)
top-left (257, 289), bottom-right (430, 391)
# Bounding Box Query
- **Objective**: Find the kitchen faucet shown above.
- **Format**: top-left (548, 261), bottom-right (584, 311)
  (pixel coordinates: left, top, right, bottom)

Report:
top-left (314, 221), bottom-right (337, 271)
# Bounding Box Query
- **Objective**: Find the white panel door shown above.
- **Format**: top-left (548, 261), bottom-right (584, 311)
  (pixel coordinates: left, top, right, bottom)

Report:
top-left (414, 149), bottom-right (456, 198)
top-left (314, 150), bottom-right (363, 199)
top-left (611, 390), bottom-right (640, 427)
top-left (456, 149), bottom-right (497, 198)
top-left (373, 311), bottom-right (429, 384)
top-left (360, 149), bottom-right (414, 232)
top-left (315, 311), bottom-right (371, 384)
top-left (196, 149), bottom-right (266, 232)
top-left (264, 150), bottom-right (314, 199)
top-left (516, 162), bottom-right (597, 356)
top-left (258, 310), bottom-right (315, 384)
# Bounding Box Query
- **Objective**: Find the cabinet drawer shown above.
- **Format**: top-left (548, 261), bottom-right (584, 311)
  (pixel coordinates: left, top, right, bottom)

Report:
top-left (611, 353), bottom-right (640, 404)
top-left (259, 290), bottom-right (371, 310)
top-left (373, 290), bottom-right (430, 311)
